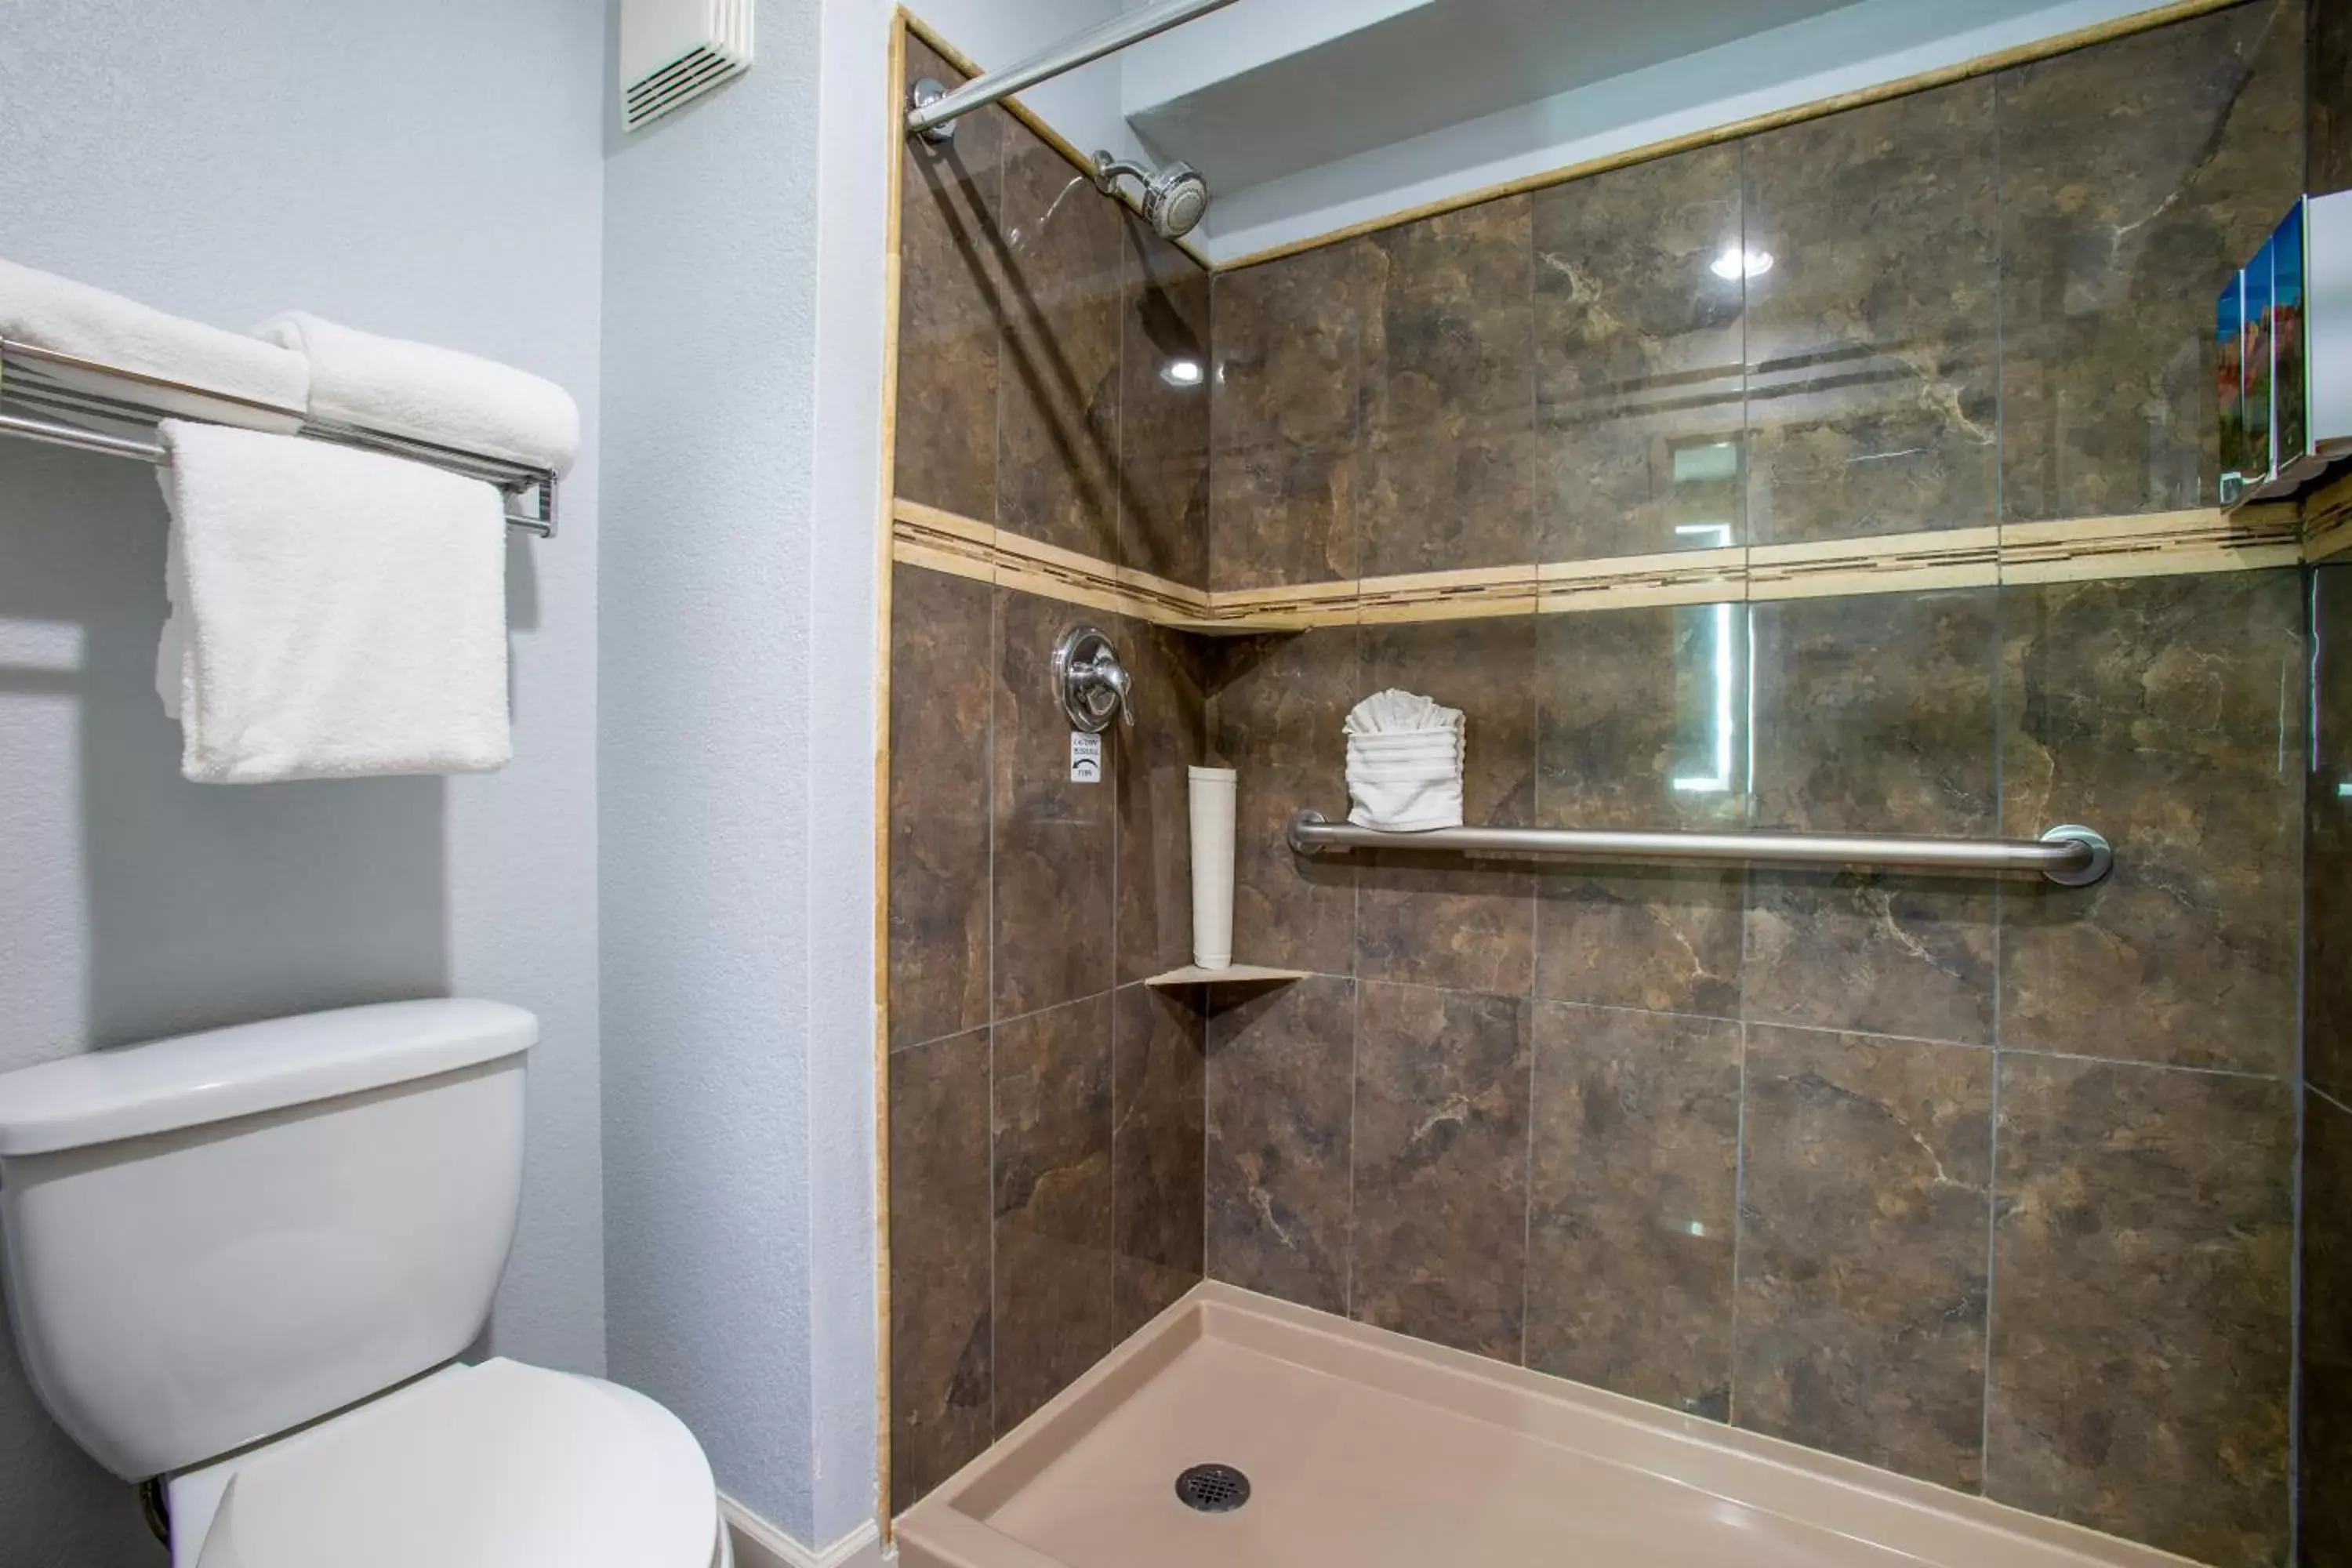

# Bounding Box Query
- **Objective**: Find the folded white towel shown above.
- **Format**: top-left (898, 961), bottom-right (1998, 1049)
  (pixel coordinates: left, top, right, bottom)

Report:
top-left (254, 312), bottom-right (579, 476)
top-left (1344, 688), bottom-right (1466, 830)
top-left (1348, 776), bottom-right (1464, 833)
top-left (1345, 688), bottom-right (1465, 738)
top-left (155, 420), bottom-right (511, 783)
top-left (1348, 734), bottom-right (1464, 763)
top-left (0, 258), bottom-right (307, 431)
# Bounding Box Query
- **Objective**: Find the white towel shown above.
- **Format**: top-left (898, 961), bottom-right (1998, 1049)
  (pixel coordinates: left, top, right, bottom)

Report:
top-left (155, 419), bottom-right (510, 783)
top-left (254, 312), bottom-right (579, 476)
top-left (1345, 688), bottom-right (1466, 831)
top-left (0, 258), bottom-right (308, 430)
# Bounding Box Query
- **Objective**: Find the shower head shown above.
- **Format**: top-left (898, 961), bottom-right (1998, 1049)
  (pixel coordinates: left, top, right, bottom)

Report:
top-left (1092, 151), bottom-right (1209, 240)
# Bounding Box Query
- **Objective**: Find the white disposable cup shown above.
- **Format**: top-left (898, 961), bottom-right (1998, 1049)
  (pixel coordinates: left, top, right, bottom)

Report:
top-left (1189, 765), bottom-right (1238, 971)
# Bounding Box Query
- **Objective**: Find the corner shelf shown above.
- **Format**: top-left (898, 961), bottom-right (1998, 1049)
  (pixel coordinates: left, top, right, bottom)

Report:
top-left (1142, 964), bottom-right (1308, 988)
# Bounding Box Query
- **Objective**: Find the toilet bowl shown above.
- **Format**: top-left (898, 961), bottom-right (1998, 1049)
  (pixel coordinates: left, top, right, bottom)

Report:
top-left (169, 1360), bottom-right (732, 1568)
top-left (0, 1000), bottom-right (729, 1567)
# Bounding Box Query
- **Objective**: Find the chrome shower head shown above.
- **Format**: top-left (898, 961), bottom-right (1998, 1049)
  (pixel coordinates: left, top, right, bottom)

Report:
top-left (1092, 151), bottom-right (1209, 240)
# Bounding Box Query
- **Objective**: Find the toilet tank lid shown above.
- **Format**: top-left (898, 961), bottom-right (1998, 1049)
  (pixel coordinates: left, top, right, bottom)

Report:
top-left (0, 1000), bottom-right (536, 1156)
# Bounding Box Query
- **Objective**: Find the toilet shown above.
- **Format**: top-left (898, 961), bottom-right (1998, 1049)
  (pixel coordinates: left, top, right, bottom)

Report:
top-left (0, 999), bottom-right (731, 1568)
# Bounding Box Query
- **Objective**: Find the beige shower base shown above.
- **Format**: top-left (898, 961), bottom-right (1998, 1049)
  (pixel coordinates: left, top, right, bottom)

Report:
top-left (897, 1282), bottom-right (2194, 1568)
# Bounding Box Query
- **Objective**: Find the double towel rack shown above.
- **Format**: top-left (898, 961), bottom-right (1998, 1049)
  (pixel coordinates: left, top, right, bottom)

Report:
top-left (0, 338), bottom-right (557, 537)
top-left (1288, 811), bottom-right (2114, 887)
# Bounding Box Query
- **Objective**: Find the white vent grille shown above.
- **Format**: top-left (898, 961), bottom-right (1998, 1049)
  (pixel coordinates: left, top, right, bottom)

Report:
top-left (621, 0), bottom-right (753, 132)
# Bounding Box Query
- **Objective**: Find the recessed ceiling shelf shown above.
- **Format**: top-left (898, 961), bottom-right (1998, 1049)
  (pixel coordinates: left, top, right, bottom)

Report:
top-left (1142, 964), bottom-right (1308, 987)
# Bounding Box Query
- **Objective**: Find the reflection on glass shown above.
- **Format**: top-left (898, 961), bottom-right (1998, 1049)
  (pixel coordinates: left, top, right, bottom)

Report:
top-left (1666, 439), bottom-right (1747, 809)
top-left (1708, 245), bottom-right (1775, 281)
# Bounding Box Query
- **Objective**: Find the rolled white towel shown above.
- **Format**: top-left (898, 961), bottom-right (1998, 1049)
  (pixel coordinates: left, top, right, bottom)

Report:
top-left (0, 257), bottom-right (307, 430)
top-left (1344, 687), bottom-right (1467, 830)
top-left (254, 311), bottom-right (579, 476)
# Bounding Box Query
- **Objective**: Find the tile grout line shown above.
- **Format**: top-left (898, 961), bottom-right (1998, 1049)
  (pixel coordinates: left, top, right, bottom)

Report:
top-left (985, 580), bottom-right (1001, 1450)
top-left (1984, 89), bottom-right (2006, 1486)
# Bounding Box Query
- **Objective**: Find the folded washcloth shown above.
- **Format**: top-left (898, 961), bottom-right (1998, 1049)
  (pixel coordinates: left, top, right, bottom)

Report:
top-left (0, 258), bottom-right (307, 430)
top-left (254, 312), bottom-right (579, 477)
top-left (1345, 688), bottom-right (1465, 831)
top-left (155, 419), bottom-right (511, 783)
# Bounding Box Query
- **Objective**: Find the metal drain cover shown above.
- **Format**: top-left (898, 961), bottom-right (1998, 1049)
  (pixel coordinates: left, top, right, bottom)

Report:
top-left (1174, 1462), bottom-right (1250, 1513)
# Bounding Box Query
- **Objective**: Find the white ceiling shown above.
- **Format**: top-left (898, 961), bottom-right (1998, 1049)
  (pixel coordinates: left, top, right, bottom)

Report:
top-left (1100, 0), bottom-right (2190, 262)
top-left (1123, 0), bottom-right (1861, 193)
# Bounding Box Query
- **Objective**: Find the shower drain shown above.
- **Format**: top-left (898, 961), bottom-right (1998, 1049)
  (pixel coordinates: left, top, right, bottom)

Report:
top-left (1174, 1462), bottom-right (1251, 1513)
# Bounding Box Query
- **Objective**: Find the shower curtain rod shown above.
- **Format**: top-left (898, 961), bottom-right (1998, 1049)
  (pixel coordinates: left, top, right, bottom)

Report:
top-left (1288, 811), bottom-right (2115, 887)
top-left (906, 0), bottom-right (1244, 141)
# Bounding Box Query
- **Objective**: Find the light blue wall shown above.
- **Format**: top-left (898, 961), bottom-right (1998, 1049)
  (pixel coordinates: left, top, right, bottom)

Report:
top-left (0, 0), bottom-right (609, 1562)
top-left (599, 0), bottom-right (881, 1544)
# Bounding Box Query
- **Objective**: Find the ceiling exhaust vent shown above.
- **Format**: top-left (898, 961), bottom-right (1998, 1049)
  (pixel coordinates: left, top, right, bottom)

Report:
top-left (621, 0), bottom-right (753, 132)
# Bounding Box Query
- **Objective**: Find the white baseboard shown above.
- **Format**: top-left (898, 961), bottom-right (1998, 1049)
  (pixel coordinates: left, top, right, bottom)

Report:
top-left (721, 1495), bottom-right (887, 1568)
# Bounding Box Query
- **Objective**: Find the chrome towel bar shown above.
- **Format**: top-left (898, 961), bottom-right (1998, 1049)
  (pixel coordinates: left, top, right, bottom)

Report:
top-left (0, 339), bottom-right (557, 537)
top-left (1287, 811), bottom-right (2114, 887)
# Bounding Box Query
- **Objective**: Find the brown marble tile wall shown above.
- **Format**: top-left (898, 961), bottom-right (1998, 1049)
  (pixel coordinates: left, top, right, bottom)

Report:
top-left (1359, 198), bottom-right (1539, 577)
top-left (1743, 83), bottom-right (1999, 546)
top-left (2304, 1092), bottom-right (2352, 1568)
top-left (894, 41), bottom-right (1007, 522)
top-left (1530, 144), bottom-right (1745, 561)
top-left (2319, 0), bottom-right (2352, 195)
top-left (1199, 575), bottom-right (2302, 1553)
top-left (1991, 1055), bottom-right (2294, 1566)
top-left (2308, 562), bottom-right (2352, 1568)
top-left (885, 35), bottom-right (1215, 1508)
top-left (1534, 604), bottom-right (1744, 1018)
top-left (1998, 1), bottom-right (2303, 523)
top-left (1203, 626), bottom-right (1360, 977)
top-left (2310, 565), bottom-right (2352, 1105)
top-left (892, 42), bottom-right (1210, 570)
top-left (1350, 982), bottom-right (1532, 1357)
top-left (888, 1028), bottom-right (993, 1514)
top-left (1737, 1025), bottom-right (1993, 1490)
top-left (891, 1), bottom-right (2314, 1542)
top-left (887, 569), bottom-right (1212, 1500)
top-left (1208, 241), bottom-right (1375, 590)
top-left (1747, 590), bottom-right (2001, 1046)
top-left (1203, 975), bottom-right (1356, 1314)
top-left (1208, 0), bottom-right (2303, 588)
top-left (1526, 1003), bottom-right (1739, 1417)
top-left (2002, 571), bottom-right (2305, 1078)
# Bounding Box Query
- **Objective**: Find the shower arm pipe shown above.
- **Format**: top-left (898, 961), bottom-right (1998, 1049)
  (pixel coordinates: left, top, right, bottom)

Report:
top-left (906, 0), bottom-right (1245, 141)
top-left (1287, 811), bottom-right (2114, 887)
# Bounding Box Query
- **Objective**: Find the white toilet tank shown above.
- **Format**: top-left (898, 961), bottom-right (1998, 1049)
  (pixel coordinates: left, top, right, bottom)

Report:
top-left (0, 1000), bottom-right (535, 1479)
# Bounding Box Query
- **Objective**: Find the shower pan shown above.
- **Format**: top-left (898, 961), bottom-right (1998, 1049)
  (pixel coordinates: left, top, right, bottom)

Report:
top-left (897, 1286), bottom-right (2186, 1568)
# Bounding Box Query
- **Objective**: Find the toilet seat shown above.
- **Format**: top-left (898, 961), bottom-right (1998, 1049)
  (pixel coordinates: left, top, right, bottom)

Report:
top-left (191, 1359), bottom-right (720, 1568)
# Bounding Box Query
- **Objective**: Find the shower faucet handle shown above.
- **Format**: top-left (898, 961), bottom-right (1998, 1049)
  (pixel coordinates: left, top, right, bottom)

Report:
top-left (1052, 625), bottom-right (1134, 734)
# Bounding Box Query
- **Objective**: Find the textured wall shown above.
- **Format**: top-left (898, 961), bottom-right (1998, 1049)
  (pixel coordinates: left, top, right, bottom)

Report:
top-left (0, 2), bottom-right (608, 1562)
top-left (884, 36), bottom-right (1214, 1513)
top-left (600, 0), bottom-right (888, 1544)
top-left (1200, 5), bottom-right (2307, 1566)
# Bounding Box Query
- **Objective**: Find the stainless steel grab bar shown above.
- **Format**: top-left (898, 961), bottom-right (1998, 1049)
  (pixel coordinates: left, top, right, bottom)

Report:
top-left (1287, 811), bottom-right (2113, 887)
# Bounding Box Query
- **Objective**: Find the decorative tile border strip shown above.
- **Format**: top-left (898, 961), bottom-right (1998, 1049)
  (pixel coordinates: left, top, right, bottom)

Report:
top-left (2303, 471), bottom-right (2352, 564)
top-left (2001, 506), bottom-right (2301, 583)
top-left (1747, 528), bottom-right (2002, 601)
top-left (891, 499), bottom-right (2317, 630)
